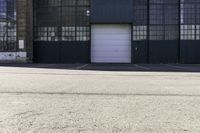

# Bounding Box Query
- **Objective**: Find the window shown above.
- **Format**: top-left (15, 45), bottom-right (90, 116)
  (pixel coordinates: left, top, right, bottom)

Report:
top-left (0, 0), bottom-right (6, 19)
top-left (181, 25), bottom-right (195, 40)
top-left (149, 0), bottom-right (179, 40)
top-left (133, 0), bottom-right (147, 41)
top-left (133, 26), bottom-right (147, 41)
top-left (34, 0), bottom-right (90, 42)
top-left (180, 0), bottom-right (200, 40)
top-left (62, 26), bottom-right (76, 41)
top-left (133, 0), bottom-right (179, 41)
top-left (0, 0), bottom-right (17, 51)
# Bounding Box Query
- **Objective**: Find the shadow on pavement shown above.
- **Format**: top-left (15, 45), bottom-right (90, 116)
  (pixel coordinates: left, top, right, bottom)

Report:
top-left (0, 63), bottom-right (200, 73)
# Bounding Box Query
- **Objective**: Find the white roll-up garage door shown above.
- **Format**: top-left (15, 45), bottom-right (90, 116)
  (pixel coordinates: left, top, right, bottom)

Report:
top-left (91, 24), bottom-right (132, 63)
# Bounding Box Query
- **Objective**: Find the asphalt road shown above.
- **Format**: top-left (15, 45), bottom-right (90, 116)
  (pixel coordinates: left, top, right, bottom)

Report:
top-left (0, 64), bottom-right (200, 133)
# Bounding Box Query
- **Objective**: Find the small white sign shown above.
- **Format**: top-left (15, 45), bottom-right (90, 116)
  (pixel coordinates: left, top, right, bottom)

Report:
top-left (19, 40), bottom-right (24, 49)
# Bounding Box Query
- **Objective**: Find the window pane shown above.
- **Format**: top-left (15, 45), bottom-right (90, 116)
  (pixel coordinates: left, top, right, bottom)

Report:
top-left (34, 0), bottom-right (90, 42)
top-left (149, 0), bottom-right (179, 40)
top-left (0, 0), bottom-right (17, 51)
top-left (133, 0), bottom-right (147, 41)
top-left (181, 1), bottom-right (200, 40)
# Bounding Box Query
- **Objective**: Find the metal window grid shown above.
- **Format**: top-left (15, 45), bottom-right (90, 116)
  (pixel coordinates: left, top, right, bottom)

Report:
top-left (133, 0), bottom-right (200, 41)
top-left (34, 0), bottom-right (90, 42)
top-left (0, 0), bottom-right (17, 52)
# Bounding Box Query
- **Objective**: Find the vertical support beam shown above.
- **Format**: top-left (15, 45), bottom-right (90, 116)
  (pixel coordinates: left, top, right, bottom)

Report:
top-left (26, 0), bottom-right (33, 62)
top-left (147, 0), bottom-right (150, 63)
top-left (16, 0), bottom-right (33, 62)
top-left (131, 23), bottom-right (133, 63)
top-left (17, 0), bottom-right (26, 52)
top-left (89, 0), bottom-right (92, 63)
top-left (162, 4), bottom-right (165, 40)
top-left (178, 0), bottom-right (181, 63)
top-left (5, 0), bottom-right (8, 51)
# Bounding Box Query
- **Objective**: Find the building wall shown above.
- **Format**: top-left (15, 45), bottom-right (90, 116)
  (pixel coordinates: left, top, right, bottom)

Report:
top-left (16, 0), bottom-right (33, 63)
top-left (91, 0), bottom-right (133, 23)
top-left (0, 0), bottom-right (33, 63)
top-left (33, 0), bottom-right (90, 63)
top-left (1, 0), bottom-right (200, 64)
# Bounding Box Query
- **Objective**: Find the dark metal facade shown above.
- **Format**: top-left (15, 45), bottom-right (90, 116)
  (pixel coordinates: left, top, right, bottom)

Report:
top-left (91, 0), bottom-right (133, 23)
top-left (133, 0), bottom-right (200, 63)
top-left (180, 0), bottom-right (200, 63)
top-left (32, 0), bottom-right (200, 63)
top-left (132, 0), bottom-right (148, 63)
top-left (0, 0), bottom-right (17, 52)
top-left (33, 0), bottom-right (90, 63)
top-left (34, 0), bottom-right (90, 42)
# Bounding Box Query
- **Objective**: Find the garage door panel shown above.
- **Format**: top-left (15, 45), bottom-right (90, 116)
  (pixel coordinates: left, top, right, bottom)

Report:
top-left (93, 52), bottom-right (131, 57)
top-left (94, 30), bottom-right (131, 33)
top-left (93, 56), bottom-right (131, 59)
top-left (92, 42), bottom-right (132, 46)
top-left (91, 24), bottom-right (131, 63)
top-left (95, 39), bottom-right (130, 42)
top-left (92, 37), bottom-right (131, 40)
top-left (92, 46), bottom-right (131, 51)
top-left (92, 58), bottom-right (131, 63)
top-left (93, 31), bottom-right (131, 34)
top-left (92, 26), bottom-right (130, 32)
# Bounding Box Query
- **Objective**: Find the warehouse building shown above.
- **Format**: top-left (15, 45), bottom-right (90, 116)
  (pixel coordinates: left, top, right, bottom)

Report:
top-left (0, 0), bottom-right (200, 64)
